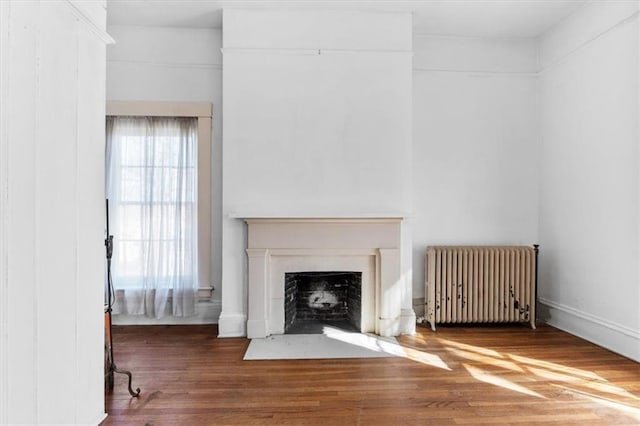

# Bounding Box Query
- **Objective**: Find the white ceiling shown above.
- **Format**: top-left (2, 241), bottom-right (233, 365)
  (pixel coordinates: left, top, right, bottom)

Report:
top-left (106, 0), bottom-right (586, 38)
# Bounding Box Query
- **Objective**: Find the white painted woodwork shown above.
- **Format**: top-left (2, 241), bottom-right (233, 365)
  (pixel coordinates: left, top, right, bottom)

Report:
top-left (0, 2), bottom-right (9, 423)
top-left (76, 22), bottom-right (108, 422)
top-left (0, 0), bottom-right (110, 423)
top-left (106, 100), bottom-right (212, 117)
top-left (245, 218), bottom-right (409, 338)
top-left (266, 252), bottom-right (378, 336)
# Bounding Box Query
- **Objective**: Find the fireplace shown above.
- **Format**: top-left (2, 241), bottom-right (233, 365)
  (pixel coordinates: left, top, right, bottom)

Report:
top-left (243, 217), bottom-right (415, 338)
top-left (284, 271), bottom-right (362, 334)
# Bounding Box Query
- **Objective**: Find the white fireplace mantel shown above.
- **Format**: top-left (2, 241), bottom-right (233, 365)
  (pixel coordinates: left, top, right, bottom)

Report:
top-left (243, 217), bottom-right (414, 338)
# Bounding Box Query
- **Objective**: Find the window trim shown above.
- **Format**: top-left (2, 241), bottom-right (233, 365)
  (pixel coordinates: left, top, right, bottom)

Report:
top-left (106, 101), bottom-right (213, 299)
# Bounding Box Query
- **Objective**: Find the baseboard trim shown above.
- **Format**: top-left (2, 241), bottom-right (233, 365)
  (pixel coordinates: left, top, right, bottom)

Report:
top-left (538, 298), bottom-right (639, 362)
top-left (112, 299), bottom-right (221, 325)
top-left (400, 308), bottom-right (417, 335)
top-left (94, 412), bottom-right (108, 426)
top-left (412, 297), bottom-right (425, 318)
top-left (217, 312), bottom-right (247, 338)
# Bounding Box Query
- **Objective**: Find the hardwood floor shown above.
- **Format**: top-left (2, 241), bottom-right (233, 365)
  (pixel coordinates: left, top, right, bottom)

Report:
top-left (103, 324), bottom-right (640, 425)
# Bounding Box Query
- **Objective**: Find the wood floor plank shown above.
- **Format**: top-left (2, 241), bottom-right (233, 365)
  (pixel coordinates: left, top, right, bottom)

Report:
top-left (103, 324), bottom-right (640, 425)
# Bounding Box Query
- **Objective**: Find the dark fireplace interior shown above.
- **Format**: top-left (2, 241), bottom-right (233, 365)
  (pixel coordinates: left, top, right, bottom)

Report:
top-left (284, 271), bottom-right (362, 334)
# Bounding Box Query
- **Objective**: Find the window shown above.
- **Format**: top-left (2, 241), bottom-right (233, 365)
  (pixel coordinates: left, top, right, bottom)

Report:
top-left (106, 102), bottom-right (212, 318)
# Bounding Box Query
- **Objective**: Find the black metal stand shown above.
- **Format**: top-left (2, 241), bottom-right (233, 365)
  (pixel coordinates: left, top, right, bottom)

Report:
top-left (105, 229), bottom-right (140, 397)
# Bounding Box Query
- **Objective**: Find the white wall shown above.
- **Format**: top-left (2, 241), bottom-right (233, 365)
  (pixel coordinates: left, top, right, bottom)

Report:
top-left (219, 9), bottom-right (414, 337)
top-left (106, 25), bottom-right (223, 322)
top-left (537, 1), bottom-right (640, 362)
top-left (222, 9), bottom-right (412, 217)
top-left (412, 35), bottom-right (539, 315)
top-left (0, 1), bottom-right (108, 423)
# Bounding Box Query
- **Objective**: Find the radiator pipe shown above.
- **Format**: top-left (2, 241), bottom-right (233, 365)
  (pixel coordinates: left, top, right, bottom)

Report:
top-left (533, 244), bottom-right (539, 325)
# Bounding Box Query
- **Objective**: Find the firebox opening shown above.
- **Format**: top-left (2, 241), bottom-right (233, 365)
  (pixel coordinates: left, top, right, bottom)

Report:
top-left (284, 271), bottom-right (362, 335)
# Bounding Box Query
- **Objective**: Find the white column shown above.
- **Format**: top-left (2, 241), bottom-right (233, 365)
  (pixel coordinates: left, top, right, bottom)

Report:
top-left (218, 217), bottom-right (248, 337)
top-left (400, 218), bottom-right (416, 334)
top-left (246, 249), bottom-right (270, 338)
top-left (378, 248), bottom-right (401, 336)
top-left (0, 2), bottom-right (9, 422)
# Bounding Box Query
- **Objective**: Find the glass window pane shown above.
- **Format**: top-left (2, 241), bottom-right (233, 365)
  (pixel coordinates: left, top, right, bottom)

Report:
top-left (121, 167), bottom-right (143, 203)
top-left (118, 204), bottom-right (142, 240)
top-left (116, 241), bottom-right (143, 279)
top-left (120, 136), bottom-right (144, 166)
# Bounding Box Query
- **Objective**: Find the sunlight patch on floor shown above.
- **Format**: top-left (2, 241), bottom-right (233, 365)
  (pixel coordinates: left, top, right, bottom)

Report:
top-left (323, 327), bottom-right (451, 370)
top-left (463, 363), bottom-right (545, 399)
top-left (322, 327), bottom-right (401, 353)
top-left (552, 384), bottom-right (640, 421)
top-left (507, 353), bottom-right (604, 381)
top-left (438, 338), bottom-right (504, 358)
top-left (442, 346), bottom-right (524, 373)
top-left (528, 366), bottom-right (640, 400)
top-left (399, 346), bottom-right (452, 371)
top-left (435, 337), bottom-right (639, 409)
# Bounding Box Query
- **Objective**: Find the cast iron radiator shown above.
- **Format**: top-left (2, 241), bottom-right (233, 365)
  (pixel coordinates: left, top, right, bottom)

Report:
top-left (425, 245), bottom-right (538, 331)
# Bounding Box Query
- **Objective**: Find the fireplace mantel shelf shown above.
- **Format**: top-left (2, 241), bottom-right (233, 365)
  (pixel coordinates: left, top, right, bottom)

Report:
top-left (228, 213), bottom-right (409, 220)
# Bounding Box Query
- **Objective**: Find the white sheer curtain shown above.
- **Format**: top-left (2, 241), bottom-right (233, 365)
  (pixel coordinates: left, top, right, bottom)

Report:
top-left (106, 116), bottom-right (198, 318)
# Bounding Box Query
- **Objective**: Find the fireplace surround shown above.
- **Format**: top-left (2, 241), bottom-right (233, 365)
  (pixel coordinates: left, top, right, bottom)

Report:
top-left (244, 217), bottom-right (414, 338)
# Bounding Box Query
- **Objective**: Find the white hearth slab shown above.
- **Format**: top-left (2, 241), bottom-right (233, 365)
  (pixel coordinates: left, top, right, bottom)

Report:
top-left (243, 329), bottom-right (403, 360)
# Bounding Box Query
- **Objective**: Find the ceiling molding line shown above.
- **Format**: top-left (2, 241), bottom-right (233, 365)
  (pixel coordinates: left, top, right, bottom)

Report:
top-left (107, 59), bottom-right (222, 70)
top-left (537, 9), bottom-right (639, 75)
top-left (64, 1), bottom-right (115, 44)
top-left (413, 67), bottom-right (537, 77)
top-left (536, 0), bottom-right (589, 43)
top-left (221, 6), bottom-right (412, 18)
top-left (221, 47), bottom-right (413, 56)
top-left (107, 23), bottom-right (222, 32)
top-left (413, 32), bottom-right (535, 42)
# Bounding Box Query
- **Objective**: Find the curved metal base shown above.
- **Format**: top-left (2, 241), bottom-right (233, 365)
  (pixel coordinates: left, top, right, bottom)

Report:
top-left (105, 340), bottom-right (141, 398)
top-left (110, 365), bottom-right (141, 397)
